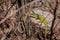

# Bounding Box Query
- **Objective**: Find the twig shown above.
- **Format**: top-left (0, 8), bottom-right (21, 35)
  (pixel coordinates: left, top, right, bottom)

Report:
top-left (0, 0), bottom-right (40, 24)
top-left (0, 0), bottom-right (7, 6)
top-left (50, 0), bottom-right (58, 40)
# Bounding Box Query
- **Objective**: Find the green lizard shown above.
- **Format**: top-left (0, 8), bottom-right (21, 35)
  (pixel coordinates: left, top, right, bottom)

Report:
top-left (30, 14), bottom-right (48, 38)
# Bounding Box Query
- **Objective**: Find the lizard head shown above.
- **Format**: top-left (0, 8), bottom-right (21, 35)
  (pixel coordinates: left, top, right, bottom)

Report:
top-left (30, 14), bottom-right (39, 19)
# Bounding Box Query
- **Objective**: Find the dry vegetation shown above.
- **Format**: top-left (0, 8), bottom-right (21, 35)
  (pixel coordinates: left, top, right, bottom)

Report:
top-left (0, 0), bottom-right (60, 40)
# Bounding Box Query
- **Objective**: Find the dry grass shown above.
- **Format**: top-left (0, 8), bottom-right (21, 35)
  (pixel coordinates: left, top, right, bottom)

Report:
top-left (0, 0), bottom-right (60, 40)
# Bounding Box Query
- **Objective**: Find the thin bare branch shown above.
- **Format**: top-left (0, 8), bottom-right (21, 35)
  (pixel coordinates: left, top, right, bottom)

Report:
top-left (0, 0), bottom-right (40, 24)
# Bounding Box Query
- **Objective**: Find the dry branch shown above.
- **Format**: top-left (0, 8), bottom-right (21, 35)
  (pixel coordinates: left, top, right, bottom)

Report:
top-left (0, 0), bottom-right (40, 24)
